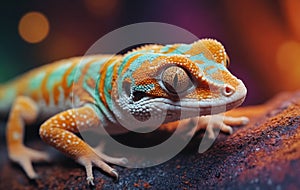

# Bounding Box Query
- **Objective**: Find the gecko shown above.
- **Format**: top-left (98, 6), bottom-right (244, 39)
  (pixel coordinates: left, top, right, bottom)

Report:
top-left (0, 39), bottom-right (249, 185)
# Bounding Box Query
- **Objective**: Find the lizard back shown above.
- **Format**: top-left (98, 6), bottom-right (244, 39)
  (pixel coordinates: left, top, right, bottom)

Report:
top-left (0, 55), bottom-right (123, 118)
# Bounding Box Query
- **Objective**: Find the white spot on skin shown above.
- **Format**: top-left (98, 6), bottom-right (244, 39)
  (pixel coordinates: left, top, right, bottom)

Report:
top-left (67, 140), bottom-right (71, 144)
top-left (59, 115), bottom-right (66, 121)
top-left (80, 114), bottom-right (87, 119)
top-left (13, 132), bottom-right (20, 140)
top-left (68, 135), bottom-right (72, 138)
top-left (62, 123), bottom-right (66, 127)
top-left (71, 122), bottom-right (75, 126)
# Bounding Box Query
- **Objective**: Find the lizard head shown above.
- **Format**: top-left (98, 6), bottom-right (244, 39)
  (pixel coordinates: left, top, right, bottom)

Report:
top-left (113, 39), bottom-right (247, 124)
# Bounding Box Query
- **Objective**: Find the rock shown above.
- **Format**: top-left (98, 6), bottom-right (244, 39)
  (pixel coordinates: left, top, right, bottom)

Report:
top-left (1, 91), bottom-right (300, 189)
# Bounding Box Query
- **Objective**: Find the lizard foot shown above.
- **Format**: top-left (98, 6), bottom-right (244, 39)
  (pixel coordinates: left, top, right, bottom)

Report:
top-left (195, 115), bottom-right (249, 139)
top-left (179, 115), bottom-right (249, 139)
top-left (8, 145), bottom-right (50, 179)
top-left (77, 154), bottom-right (124, 185)
top-left (77, 152), bottom-right (123, 185)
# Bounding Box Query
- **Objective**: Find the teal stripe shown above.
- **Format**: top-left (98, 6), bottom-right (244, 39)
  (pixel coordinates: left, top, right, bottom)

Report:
top-left (160, 46), bottom-right (171, 53)
top-left (103, 62), bottom-right (115, 108)
top-left (0, 85), bottom-right (16, 109)
top-left (67, 57), bottom-right (94, 87)
top-left (28, 72), bottom-right (46, 90)
top-left (80, 57), bottom-right (119, 122)
top-left (84, 58), bottom-right (108, 83)
top-left (46, 62), bottom-right (72, 91)
top-left (117, 51), bottom-right (142, 76)
top-left (172, 44), bottom-right (191, 54)
top-left (94, 75), bottom-right (114, 121)
top-left (191, 53), bottom-right (227, 85)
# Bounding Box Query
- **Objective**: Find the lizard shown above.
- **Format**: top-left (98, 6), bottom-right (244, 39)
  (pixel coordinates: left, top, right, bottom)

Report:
top-left (0, 38), bottom-right (249, 185)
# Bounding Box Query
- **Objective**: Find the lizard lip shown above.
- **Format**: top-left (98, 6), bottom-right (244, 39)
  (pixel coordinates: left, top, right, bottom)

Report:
top-left (163, 82), bottom-right (247, 116)
top-left (165, 96), bottom-right (245, 116)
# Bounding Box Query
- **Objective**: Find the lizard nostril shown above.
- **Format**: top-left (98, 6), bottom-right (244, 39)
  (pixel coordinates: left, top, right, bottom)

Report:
top-left (223, 85), bottom-right (235, 97)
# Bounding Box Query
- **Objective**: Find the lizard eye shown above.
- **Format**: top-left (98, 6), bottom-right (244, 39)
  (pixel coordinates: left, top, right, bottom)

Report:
top-left (161, 66), bottom-right (193, 94)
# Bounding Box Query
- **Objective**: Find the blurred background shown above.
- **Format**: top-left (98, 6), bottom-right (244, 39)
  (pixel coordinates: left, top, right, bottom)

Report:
top-left (0, 0), bottom-right (299, 106)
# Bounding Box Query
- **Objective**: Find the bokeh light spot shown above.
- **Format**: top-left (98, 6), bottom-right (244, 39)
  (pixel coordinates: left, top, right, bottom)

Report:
top-left (18, 12), bottom-right (50, 43)
top-left (84, 0), bottom-right (119, 18)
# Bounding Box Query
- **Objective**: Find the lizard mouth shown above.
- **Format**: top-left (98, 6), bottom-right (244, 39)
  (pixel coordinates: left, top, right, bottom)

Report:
top-left (155, 82), bottom-right (247, 121)
top-left (162, 95), bottom-right (245, 119)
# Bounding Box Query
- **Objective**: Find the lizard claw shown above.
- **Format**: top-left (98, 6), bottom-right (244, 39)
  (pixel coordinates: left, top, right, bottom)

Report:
top-left (80, 153), bottom-right (121, 184)
top-left (86, 176), bottom-right (95, 186)
top-left (111, 169), bottom-right (119, 182)
top-left (31, 174), bottom-right (41, 180)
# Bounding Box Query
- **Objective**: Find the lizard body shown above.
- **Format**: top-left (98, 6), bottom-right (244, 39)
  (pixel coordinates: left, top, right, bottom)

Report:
top-left (0, 39), bottom-right (248, 185)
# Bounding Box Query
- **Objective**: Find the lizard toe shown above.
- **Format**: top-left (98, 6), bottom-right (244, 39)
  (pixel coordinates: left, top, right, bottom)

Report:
top-left (111, 169), bottom-right (119, 182)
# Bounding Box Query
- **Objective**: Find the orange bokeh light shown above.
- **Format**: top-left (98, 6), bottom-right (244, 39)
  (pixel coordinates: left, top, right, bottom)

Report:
top-left (84, 0), bottom-right (119, 18)
top-left (18, 12), bottom-right (50, 43)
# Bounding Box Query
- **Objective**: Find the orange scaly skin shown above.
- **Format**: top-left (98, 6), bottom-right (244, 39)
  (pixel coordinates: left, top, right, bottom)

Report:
top-left (0, 39), bottom-right (249, 185)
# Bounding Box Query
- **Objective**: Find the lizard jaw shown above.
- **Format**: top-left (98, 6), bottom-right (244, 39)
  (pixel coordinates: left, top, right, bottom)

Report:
top-left (166, 95), bottom-right (246, 118)
top-left (173, 84), bottom-right (246, 115)
top-left (158, 82), bottom-right (247, 122)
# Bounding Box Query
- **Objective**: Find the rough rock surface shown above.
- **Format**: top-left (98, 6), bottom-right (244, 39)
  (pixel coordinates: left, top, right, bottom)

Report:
top-left (1, 91), bottom-right (300, 189)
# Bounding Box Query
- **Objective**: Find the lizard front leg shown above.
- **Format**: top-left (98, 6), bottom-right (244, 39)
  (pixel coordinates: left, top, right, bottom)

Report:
top-left (39, 105), bottom-right (127, 185)
top-left (6, 96), bottom-right (50, 179)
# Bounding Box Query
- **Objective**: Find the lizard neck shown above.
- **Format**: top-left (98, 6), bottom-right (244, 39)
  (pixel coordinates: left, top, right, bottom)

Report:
top-left (92, 55), bottom-right (123, 125)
